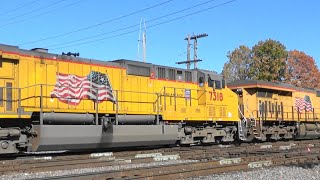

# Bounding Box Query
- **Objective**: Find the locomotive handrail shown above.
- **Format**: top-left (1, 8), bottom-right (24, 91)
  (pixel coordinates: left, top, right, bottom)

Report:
top-left (158, 86), bottom-right (206, 99)
top-left (1, 83), bottom-right (235, 124)
top-left (1, 84), bottom-right (205, 119)
top-left (157, 86), bottom-right (208, 111)
top-left (158, 86), bottom-right (203, 92)
top-left (0, 84), bottom-right (160, 119)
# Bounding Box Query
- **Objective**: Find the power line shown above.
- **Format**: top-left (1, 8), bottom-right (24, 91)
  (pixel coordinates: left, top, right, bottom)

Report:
top-left (0, 0), bottom-right (42, 16)
top-left (1, 0), bottom-right (69, 23)
top-left (45, 0), bottom-right (219, 48)
top-left (50, 0), bottom-right (236, 50)
top-left (0, 0), bottom-right (85, 28)
top-left (19, 0), bottom-right (174, 46)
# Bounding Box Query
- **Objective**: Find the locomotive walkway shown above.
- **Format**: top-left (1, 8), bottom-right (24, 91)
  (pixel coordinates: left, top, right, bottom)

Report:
top-left (0, 139), bottom-right (319, 179)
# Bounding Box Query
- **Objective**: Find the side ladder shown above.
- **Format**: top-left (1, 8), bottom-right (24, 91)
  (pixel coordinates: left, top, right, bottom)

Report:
top-left (238, 106), bottom-right (247, 141)
top-left (242, 104), bottom-right (263, 140)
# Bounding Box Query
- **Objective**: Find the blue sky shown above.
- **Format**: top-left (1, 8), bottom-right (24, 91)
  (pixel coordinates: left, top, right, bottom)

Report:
top-left (0, 0), bottom-right (319, 73)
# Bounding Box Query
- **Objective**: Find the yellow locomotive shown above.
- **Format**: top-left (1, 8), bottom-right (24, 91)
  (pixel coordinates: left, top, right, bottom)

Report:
top-left (229, 80), bottom-right (320, 141)
top-left (0, 44), bottom-right (238, 154)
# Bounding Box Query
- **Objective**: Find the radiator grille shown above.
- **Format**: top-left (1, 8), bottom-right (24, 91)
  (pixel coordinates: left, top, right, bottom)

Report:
top-left (208, 106), bottom-right (215, 117)
top-left (219, 107), bottom-right (226, 117)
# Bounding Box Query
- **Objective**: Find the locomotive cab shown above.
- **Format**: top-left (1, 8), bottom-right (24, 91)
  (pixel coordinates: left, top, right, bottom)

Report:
top-left (0, 46), bottom-right (33, 154)
top-left (197, 70), bottom-right (225, 105)
top-left (196, 70), bottom-right (238, 121)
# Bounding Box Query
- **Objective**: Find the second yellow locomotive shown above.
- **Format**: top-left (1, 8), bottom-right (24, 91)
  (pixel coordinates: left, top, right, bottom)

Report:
top-left (229, 80), bottom-right (320, 141)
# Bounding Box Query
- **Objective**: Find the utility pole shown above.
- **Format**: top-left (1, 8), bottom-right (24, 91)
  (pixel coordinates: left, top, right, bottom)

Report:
top-left (186, 34), bottom-right (191, 69)
top-left (176, 33), bottom-right (208, 69)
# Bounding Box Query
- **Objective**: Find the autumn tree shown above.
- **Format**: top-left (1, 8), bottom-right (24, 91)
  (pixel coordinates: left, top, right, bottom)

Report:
top-left (251, 39), bottom-right (287, 81)
top-left (285, 50), bottom-right (320, 88)
top-left (222, 45), bottom-right (253, 83)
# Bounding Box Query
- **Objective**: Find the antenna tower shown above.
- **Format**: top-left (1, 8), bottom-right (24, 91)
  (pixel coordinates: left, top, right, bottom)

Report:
top-left (137, 18), bottom-right (147, 62)
top-left (137, 18), bottom-right (142, 61)
top-left (142, 19), bottom-right (147, 62)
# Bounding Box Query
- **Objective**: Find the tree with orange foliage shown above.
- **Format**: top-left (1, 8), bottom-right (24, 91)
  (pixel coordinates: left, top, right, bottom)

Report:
top-left (285, 50), bottom-right (320, 88)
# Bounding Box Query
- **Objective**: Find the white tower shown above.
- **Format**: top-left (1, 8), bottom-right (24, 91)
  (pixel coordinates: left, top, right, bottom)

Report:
top-left (142, 19), bottom-right (147, 62)
top-left (137, 18), bottom-right (147, 62)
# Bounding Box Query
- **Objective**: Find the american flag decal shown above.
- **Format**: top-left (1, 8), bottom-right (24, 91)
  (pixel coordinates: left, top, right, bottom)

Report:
top-left (295, 95), bottom-right (312, 112)
top-left (51, 71), bottom-right (116, 106)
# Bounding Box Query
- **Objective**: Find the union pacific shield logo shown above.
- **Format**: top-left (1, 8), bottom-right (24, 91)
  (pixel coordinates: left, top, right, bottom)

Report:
top-left (50, 71), bottom-right (115, 105)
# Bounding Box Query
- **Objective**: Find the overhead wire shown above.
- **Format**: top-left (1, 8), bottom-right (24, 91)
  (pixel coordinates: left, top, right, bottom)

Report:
top-left (50, 0), bottom-right (236, 50)
top-left (0, 0), bottom-right (85, 28)
top-left (0, 0), bottom-right (69, 27)
top-left (19, 0), bottom-right (175, 46)
top-left (45, 0), bottom-right (219, 48)
top-left (0, 0), bottom-right (42, 16)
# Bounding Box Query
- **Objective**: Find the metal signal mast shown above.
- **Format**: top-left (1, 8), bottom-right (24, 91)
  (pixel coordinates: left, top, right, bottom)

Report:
top-left (176, 33), bottom-right (208, 69)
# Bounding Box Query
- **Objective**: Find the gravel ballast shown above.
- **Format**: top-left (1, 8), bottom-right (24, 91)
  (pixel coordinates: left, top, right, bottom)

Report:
top-left (2, 162), bottom-right (320, 180)
top-left (0, 160), bottom-right (197, 180)
top-left (191, 165), bottom-right (320, 180)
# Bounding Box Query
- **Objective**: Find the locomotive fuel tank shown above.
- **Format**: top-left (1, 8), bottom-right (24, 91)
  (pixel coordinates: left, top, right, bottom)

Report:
top-left (117, 115), bottom-right (156, 125)
top-left (43, 113), bottom-right (95, 125)
top-left (297, 123), bottom-right (320, 138)
top-left (0, 128), bottom-right (21, 137)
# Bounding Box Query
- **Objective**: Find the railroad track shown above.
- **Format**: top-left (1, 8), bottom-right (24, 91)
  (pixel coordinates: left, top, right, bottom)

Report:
top-left (31, 151), bottom-right (320, 180)
top-left (1, 139), bottom-right (320, 179)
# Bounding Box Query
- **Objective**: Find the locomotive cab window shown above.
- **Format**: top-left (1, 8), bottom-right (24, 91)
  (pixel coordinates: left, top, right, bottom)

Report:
top-left (221, 79), bottom-right (225, 88)
top-left (198, 77), bottom-right (204, 87)
top-left (207, 74), bottom-right (222, 89)
top-left (215, 80), bottom-right (221, 89)
top-left (207, 78), bottom-right (222, 89)
top-left (208, 77), bottom-right (214, 88)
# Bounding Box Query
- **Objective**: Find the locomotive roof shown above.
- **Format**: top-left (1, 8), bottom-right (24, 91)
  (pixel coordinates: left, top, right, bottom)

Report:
top-left (0, 43), bottom-right (121, 67)
top-left (0, 43), bottom-right (219, 75)
top-left (228, 80), bottom-right (316, 93)
top-left (112, 58), bottom-right (188, 72)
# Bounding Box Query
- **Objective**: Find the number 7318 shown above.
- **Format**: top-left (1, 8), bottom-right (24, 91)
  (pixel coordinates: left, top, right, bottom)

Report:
top-left (209, 91), bottom-right (223, 101)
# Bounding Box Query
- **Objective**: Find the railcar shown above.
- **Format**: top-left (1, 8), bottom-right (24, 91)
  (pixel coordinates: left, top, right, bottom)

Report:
top-left (229, 80), bottom-right (320, 141)
top-left (0, 43), bottom-right (238, 154)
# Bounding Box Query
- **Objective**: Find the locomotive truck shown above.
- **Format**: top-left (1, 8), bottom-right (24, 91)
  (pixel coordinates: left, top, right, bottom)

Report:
top-left (0, 43), bottom-right (319, 154)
